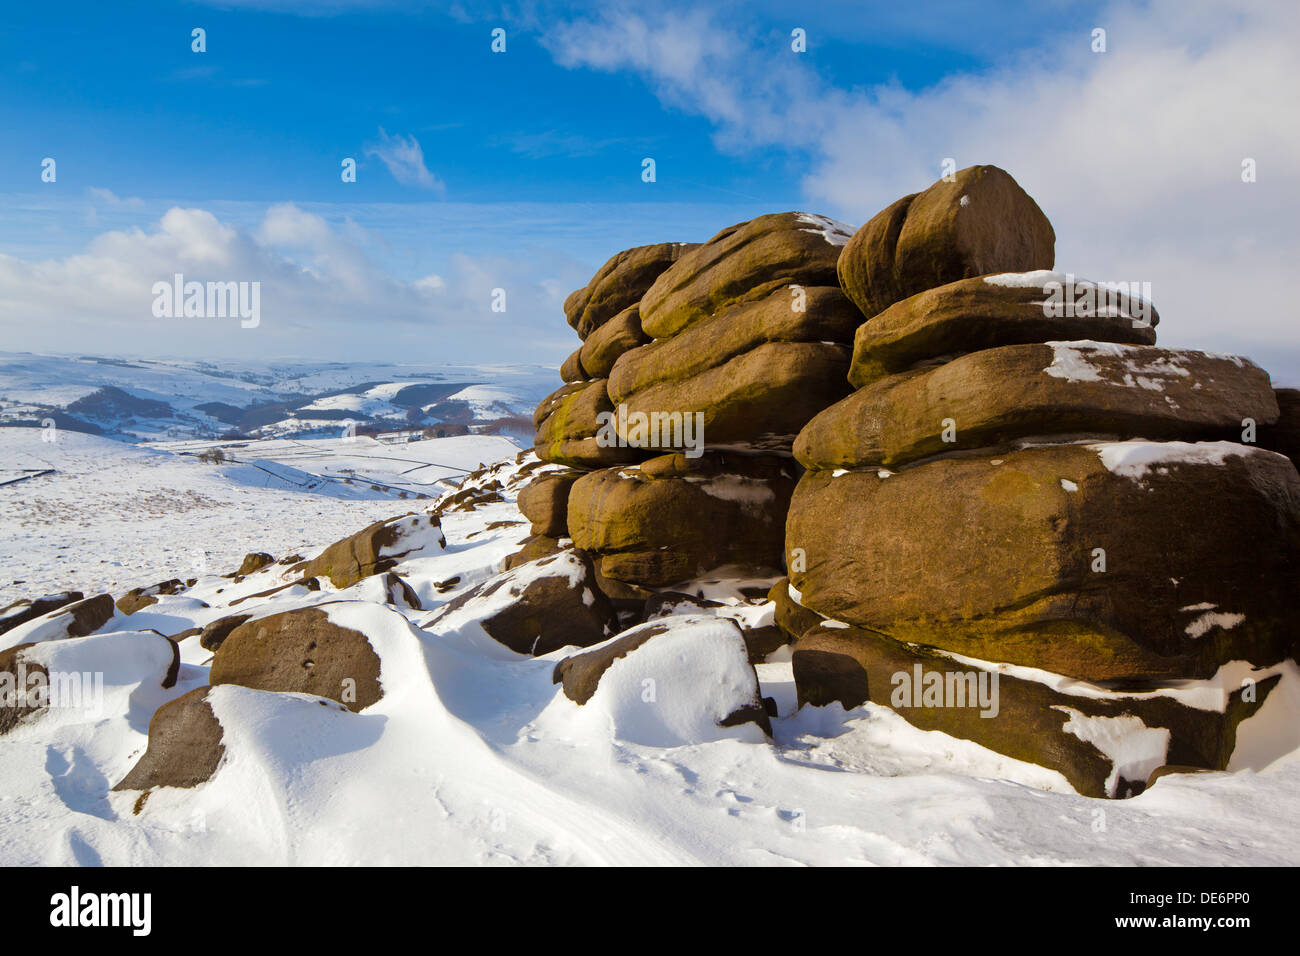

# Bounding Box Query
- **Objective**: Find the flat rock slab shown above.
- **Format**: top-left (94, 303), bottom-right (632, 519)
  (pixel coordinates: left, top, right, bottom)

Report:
top-left (796, 342), bottom-right (1278, 470)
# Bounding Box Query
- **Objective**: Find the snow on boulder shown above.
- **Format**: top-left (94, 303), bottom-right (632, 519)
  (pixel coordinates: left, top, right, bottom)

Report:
top-left (117, 579), bottom-right (189, 615)
top-left (792, 623), bottom-right (1276, 798)
top-left (2, 629), bottom-right (180, 737)
top-left (422, 551), bottom-right (617, 656)
top-left (291, 512), bottom-right (445, 588)
top-left (0, 591), bottom-right (83, 637)
top-left (848, 272), bottom-right (1159, 388)
top-left (547, 614), bottom-right (770, 746)
top-left (0, 593), bottom-right (116, 652)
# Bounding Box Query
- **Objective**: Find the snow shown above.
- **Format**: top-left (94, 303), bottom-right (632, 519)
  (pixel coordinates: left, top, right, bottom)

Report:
top-left (4, 432), bottom-right (1300, 866)
top-left (1053, 708), bottom-right (1171, 798)
top-left (1091, 439), bottom-right (1262, 480)
top-left (794, 213), bottom-right (854, 247)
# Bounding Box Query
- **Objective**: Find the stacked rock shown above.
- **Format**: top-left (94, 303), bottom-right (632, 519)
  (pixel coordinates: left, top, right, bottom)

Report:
top-left (784, 165), bottom-right (1300, 797)
top-left (527, 212), bottom-right (868, 589)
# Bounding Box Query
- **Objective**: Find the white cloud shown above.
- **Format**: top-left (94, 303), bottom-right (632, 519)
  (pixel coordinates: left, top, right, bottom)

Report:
top-left (364, 127), bottom-right (444, 193)
top-left (541, 0), bottom-right (1300, 384)
top-left (0, 204), bottom-right (566, 362)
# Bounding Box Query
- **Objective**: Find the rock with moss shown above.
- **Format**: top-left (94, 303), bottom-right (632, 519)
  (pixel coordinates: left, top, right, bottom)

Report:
top-left (567, 452), bottom-right (796, 587)
top-left (848, 272), bottom-right (1159, 387)
top-left (787, 442), bottom-right (1300, 682)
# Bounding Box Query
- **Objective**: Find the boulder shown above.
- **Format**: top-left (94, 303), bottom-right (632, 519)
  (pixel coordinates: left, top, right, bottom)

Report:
top-left (552, 615), bottom-right (771, 738)
top-left (565, 242), bottom-right (696, 339)
top-left (117, 579), bottom-right (186, 614)
top-left (0, 643), bottom-right (46, 735)
top-left (198, 613), bottom-right (254, 652)
top-left (502, 534), bottom-right (567, 571)
top-left (112, 687), bottom-right (227, 791)
top-left (579, 305), bottom-right (649, 379)
top-left (838, 165), bottom-right (1055, 318)
top-left (769, 578), bottom-right (824, 643)
top-left (0, 591), bottom-right (83, 637)
top-left (517, 471), bottom-right (583, 537)
top-left (424, 550), bottom-right (617, 655)
top-left (235, 552), bottom-right (275, 576)
top-left (292, 512), bottom-right (445, 589)
top-left (848, 272), bottom-right (1159, 387)
top-left (639, 212), bottom-right (853, 340)
top-left (533, 378), bottom-right (643, 469)
top-left (568, 452), bottom-right (797, 587)
top-left (796, 343), bottom-right (1278, 470)
top-left (787, 441), bottom-right (1300, 681)
top-left (560, 348), bottom-right (587, 383)
top-left (793, 624), bottom-right (1275, 798)
top-left (211, 606), bottom-right (384, 712)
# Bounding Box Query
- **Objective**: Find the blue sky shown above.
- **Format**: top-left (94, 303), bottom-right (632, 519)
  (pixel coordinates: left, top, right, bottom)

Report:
top-left (2, 0), bottom-right (1297, 381)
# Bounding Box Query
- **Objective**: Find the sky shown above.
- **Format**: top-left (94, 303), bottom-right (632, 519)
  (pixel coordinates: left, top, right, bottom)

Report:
top-left (1, 0), bottom-right (1297, 381)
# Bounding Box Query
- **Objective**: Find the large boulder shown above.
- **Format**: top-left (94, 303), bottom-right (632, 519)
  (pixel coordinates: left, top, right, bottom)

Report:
top-left (567, 452), bottom-right (796, 587)
top-left (560, 348), bottom-right (587, 383)
top-left (423, 550), bottom-right (618, 656)
top-left (838, 165), bottom-right (1055, 319)
top-left (211, 606), bottom-right (384, 712)
top-left (517, 471), bottom-right (583, 538)
top-left (113, 687), bottom-right (226, 791)
top-left (533, 378), bottom-right (643, 469)
top-left (848, 272), bottom-right (1159, 387)
top-left (606, 286), bottom-right (864, 451)
top-left (787, 441), bottom-right (1300, 681)
top-left (565, 242), bottom-right (696, 339)
top-left (292, 512), bottom-right (445, 589)
top-left (796, 343), bottom-right (1278, 470)
top-left (579, 305), bottom-right (649, 379)
top-left (639, 212), bottom-right (852, 340)
top-left (793, 624), bottom-right (1276, 798)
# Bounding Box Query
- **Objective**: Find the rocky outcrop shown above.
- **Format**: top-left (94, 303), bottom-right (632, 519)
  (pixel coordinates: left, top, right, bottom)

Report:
top-left (779, 165), bottom-right (1300, 794)
top-left (0, 593), bottom-right (115, 650)
top-left (117, 579), bottom-right (187, 614)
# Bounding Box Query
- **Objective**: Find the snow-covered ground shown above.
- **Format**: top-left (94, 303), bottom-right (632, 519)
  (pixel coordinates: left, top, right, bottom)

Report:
top-left (2, 428), bottom-right (1299, 866)
top-left (0, 429), bottom-right (513, 606)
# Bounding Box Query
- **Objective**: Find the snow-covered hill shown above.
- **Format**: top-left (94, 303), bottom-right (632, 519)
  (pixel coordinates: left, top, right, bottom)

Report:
top-left (0, 352), bottom-right (556, 442)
